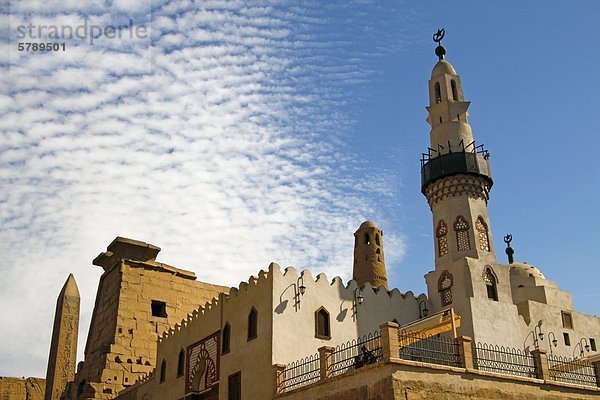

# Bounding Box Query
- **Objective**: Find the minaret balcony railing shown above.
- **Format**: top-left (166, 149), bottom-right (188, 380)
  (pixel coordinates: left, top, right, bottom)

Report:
top-left (421, 141), bottom-right (493, 193)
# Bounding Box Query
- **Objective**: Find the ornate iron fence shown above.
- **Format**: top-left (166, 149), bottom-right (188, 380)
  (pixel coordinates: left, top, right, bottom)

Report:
top-left (398, 331), bottom-right (461, 367)
top-left (328, 331), bottom-right (383, 377)
top-left (278, 353), bottom-right (320, 393)
top-left (547, 354), bottom-right (597, 388)
top-left (472, 342), bottom-right (536, 378)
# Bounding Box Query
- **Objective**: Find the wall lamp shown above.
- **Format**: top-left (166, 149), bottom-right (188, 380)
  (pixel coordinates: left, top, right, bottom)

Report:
top-left (294, 276), bottom-right (306, 307)
top-left (574, 338), bottom-right (590, 359)
top-left (354, 287), bottom-right (364, 305)
top-left (547, 332), bottom-right (558, 355)
top-left (298, 276), bottom-right (306, 296)
top-left (419, 301), bottom-right (429, 319)
top-left (533, 323), bottom-right (544, 349)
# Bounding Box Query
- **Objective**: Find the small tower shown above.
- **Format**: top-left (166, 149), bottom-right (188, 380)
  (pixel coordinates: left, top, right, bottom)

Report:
top-left (45, 274), bottom-right (80, 400)
top-left (353, 221), bottom-right (388, 289)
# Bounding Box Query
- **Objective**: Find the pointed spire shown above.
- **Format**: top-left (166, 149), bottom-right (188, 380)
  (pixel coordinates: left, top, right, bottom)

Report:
top-left (61, 273), bottom-right (80, 298)
top-left (45, 274), bottom-right (80, 400)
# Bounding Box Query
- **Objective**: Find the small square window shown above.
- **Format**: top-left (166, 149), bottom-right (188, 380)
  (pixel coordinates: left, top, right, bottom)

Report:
top-left (152, 300), bottom-right (168, 318)
top-left (563, 332), bottom-right (571, 346)
top-left (590, 338), bottom-right (597, 352)
top-left (561, 311), bottom-right (573, 329)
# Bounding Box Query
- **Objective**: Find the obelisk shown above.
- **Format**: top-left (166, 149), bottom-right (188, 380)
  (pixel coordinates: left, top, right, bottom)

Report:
top-left (45, 274), bottom-right (80, 400)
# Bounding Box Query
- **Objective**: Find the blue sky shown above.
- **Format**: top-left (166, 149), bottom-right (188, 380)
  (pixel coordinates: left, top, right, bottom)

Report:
top-left (1, 0), bottom-right (598, 377)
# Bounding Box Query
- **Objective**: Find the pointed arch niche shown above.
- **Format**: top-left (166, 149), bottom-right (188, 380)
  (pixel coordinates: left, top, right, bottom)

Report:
top-left (222, 322), bottom-right (231, 354)
top-left (434, 82), bottom-right (442, 104)
top-left (454, 216), bottom-right (471, 252)
top-left (475, 216), bottom-right (490, 251)
top-left (160, 359), bottom-right (166, 383)
top-left (177, 349), bottom-right (185, 377)
top-left (247, 308), bottom-right (258, 341)
top-left (315, 307), bottom-right (331, 339)
top-left (451, 79), bottom-right (458, 100)
top-left (438, 270), bottom-right (453, 307)
top-left (483, 266), bottom-right (498, 301)
top-left (436, 220), bottom-right (449, 257)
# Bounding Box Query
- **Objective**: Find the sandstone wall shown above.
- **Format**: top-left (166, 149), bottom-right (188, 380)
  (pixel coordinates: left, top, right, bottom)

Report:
top-left (0, 377), bottom-right (45, 400)
top-left (274, 360), bottom-right (600, 400)
top-left (72, 258), bottom-right (228, 399)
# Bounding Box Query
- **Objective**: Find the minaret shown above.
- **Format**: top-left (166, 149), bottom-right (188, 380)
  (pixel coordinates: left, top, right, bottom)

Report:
top-left (45, 274), bottom-right (80, 400)
top-left (353, 220), bottom-right (389, 289)
top-left (421, 30), bottom-right (496, 267)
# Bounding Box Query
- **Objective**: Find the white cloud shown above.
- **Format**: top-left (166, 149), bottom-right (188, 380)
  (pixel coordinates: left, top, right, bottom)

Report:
top-left (0, 0), bottom-right (409, 377)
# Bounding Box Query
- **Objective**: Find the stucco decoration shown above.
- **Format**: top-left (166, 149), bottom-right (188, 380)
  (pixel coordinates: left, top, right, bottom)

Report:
top-left (185, 332), bottom-right (220, 394)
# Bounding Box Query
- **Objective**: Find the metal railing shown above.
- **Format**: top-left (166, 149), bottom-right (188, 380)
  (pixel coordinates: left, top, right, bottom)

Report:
top-left (328, 331), bottom-right (383, 377)
top-left (275, 324), bottom-right (600, 395)
top-left (472, 342), bottom-right (536, 378)
top-left (398, 331), bottom-right (461, 367)
top-left (420, 140), bottom-right (489, 165)
top-left (278, 353), bottom-right (320, 393)
top-left (548, 354), bottom-right (597, 388)
top-left (420, 140), bottom-right (493, 192)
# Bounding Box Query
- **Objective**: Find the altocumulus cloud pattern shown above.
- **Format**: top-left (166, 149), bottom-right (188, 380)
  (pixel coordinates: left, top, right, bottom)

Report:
top-left (1, 0), bottom-right (409, 376)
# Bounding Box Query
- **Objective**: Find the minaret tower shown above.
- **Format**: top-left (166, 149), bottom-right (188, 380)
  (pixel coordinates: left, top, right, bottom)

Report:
top-left (353, 220), bottom-right (389, 289)
top-left (421, 31), bottom-right (514, 334)
top-left (421, 30), bottom-right (496, 268)
top-left (45, 274), bottom-right (80, 400)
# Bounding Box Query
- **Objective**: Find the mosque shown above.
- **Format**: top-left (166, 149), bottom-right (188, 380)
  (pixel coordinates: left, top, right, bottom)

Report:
top-left (3, 32), bottom-right (599, 400)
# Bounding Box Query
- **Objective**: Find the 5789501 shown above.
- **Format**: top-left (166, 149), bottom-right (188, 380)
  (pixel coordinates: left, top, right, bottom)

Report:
top-left (18, 42), bottom-right (66, 51)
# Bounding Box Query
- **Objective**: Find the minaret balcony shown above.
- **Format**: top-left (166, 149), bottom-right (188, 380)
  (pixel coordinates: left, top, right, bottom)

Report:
top-left (421, 142), bottom-right (493, 193)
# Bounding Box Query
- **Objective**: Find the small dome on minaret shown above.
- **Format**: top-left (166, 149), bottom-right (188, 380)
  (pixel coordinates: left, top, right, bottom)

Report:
top-left (353, 220), bottom-right (388, 289)
top-left (431, 60), bottom-right (457, 78)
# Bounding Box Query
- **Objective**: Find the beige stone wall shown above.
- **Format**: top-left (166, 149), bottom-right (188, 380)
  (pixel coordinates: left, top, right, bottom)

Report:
top-left (71, 246), bottom-right (228, 399)
top-left (78, 264), bottom-right (122, 386)
top-left (218, 270), bottom-right (273, 400)
top-left (519, 300), bottom-right (600, 359)
top-left (135, 266), bottom-right (276, 400)
top-left (117, 263), bottom-right (427, 400)
top-left (0, 377), bottom-right (45, 400)
top-left (275, 361), bottom-right (600, 400)
top-left (272, 265), bottom-right (424, 368)
top-left (275, 366), bottom-right (395, 400)
top-left (139, 293), bottom-right (222, 400)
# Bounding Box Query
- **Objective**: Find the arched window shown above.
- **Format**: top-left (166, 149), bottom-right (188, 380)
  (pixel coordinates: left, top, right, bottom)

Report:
top-left (364, 233), bottom-right (370, 245)
top-left (247, 308), bottom-right (258, 340)
top-left (434, 82), bottom-right (442, 104)
top-left (160, 359), bottom-right (166, 383)
top-left (483, 267), bottom-right (498, 301)
top-left (177, 349), bottom-right (185, 377)
top-left (222, 322), bottom-right (231, 354)
top-left (315, 307), bottom-right (331, 339)
top-left (454, 216), bottom-right (471, 251)
top-left (451, 79), bottom-right (458, 100)
top-left (475, 216), bottom-right (490, 251)
top-left (436, 220), bottom-right (449, 257)
top-left (375, 233), bottom-right (380, 246)
top-left (438, 271), bottom-right (453, 307)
